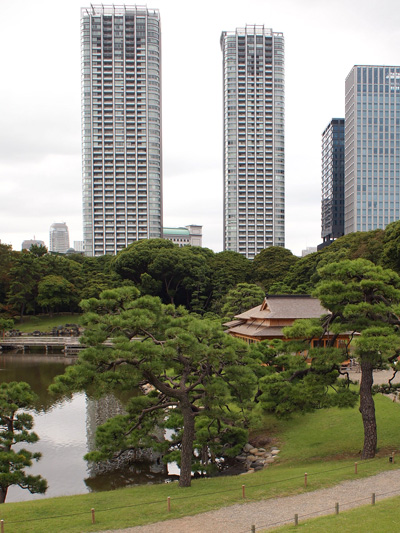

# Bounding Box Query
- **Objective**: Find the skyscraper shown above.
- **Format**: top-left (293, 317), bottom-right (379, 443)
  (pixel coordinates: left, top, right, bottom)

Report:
top-left (221, 26), bottom-right (285, 259)
top-left (321, 118), bottom-right (345, 246)
top-left (81, 5), bottom-right (162, 256)
top-left (345, 65), bottom-right (400, 234)
top-left (49, 222), bottom-right (70, 253)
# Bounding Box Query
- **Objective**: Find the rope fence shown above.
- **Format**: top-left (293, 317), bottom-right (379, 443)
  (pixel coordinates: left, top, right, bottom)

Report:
top-left (0, 459), bottom-right (398, 531)
top-left (242, 486), bottom-right (400, 532)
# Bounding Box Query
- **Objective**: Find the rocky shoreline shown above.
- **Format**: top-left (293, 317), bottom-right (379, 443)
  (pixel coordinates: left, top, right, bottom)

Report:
top-left (235, 442), bottom-right (281, 474)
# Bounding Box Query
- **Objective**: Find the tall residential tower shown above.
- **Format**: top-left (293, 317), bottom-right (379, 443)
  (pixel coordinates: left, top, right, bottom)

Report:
top-left (321, 118), bottom-right (345, 246)
top-left (345, 65), bottom-right (400, 234)
top-left (81, 5), bottom-right (162, 256)
top-left (221, 26), bottom-right (285, 259)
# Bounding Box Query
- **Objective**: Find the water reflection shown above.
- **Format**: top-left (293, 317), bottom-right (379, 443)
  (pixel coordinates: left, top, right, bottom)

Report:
top-left (0, 353), bottom-right (174, 503)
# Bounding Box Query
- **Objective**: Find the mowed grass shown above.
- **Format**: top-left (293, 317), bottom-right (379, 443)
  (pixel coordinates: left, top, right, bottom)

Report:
top-left (269, 389), bottom-right (400, 463)
top-left (13, 314), bottom-right (83, 333)
top-left (0, 393), bottom-right (399, 532)
top-left (269, 494), bottom-right (400, 532)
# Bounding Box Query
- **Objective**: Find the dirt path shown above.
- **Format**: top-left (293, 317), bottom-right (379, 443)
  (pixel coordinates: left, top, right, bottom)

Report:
top-left (99, 469), bottom-right (400, 533)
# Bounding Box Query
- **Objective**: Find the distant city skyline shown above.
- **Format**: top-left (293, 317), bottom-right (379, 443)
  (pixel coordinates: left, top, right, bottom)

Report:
top-left (1, 0), bottom-right (400, 255)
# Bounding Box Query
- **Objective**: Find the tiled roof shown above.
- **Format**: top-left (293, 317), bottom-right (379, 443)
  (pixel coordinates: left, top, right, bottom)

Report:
top-left (234, 295), bottom-right (327, 321)
top-left (228, 325), bottom-right (285, 337)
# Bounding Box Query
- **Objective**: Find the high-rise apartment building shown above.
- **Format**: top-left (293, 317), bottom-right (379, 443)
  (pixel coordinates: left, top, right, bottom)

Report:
top-left (49, 222), bottom-right (70, 253)
top-left (321, 118), bottom-right (345, 245)
top-left (81, 5), bottom-right (162, 256)
top-left (221, 26), bottom-right (285, 259)
top-left (345, 65), bottom-right (400, 234)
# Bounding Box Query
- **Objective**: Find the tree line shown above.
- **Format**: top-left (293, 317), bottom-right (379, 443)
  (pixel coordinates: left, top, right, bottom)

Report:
top-left (2, 219), bottom-right (400, 320)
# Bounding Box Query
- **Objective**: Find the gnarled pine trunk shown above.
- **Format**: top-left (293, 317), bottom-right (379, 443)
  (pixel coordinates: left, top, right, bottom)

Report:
top-left (359, 359), bottom-right (377, 459)
top-left (0, 486), bottom-right (8, 504)
top-left (179, 401), bottom-right (196, 487)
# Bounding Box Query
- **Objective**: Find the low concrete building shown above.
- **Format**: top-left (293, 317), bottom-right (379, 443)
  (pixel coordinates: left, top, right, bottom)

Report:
top-left (163, 225), bottom-right (202, 247)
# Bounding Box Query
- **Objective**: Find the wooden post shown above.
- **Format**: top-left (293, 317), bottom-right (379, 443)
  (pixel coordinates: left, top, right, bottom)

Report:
top-left (167, 496), bottom-right (171, 512)
top-left (392, 451), bottom-right (395, 464)
top-left (294, 513), bottom-right (299, 526)
top-left (1, 519), bottom-right (4, 533)
top-left (91, 508), bottom-right (95, 524)
top-left (372, 493), bottom-right (376, 505)
top-left (304, 472), bottom-right (308, 487)
top-left (251, 526), bottom-right (256, 533)
top-left (335, 502), bottom-right (339, 515)
top-left (242, 484), bottom-right (246, 499)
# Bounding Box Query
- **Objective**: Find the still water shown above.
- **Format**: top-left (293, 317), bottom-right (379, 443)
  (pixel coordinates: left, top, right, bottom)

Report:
top-left (0, 352), bottom-right (174, 503)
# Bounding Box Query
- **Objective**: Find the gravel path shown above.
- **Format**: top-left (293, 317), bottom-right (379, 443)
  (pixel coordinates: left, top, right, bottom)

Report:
top-left (99, 469), bottom-right (400, 533)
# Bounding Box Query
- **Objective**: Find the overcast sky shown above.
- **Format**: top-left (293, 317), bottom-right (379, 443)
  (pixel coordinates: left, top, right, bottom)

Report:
top-left (1, 0), bottom-right (400, 255)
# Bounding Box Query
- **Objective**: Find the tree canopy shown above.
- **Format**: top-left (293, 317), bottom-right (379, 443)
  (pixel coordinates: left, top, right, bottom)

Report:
top-left (51, 287), bottom-right (258, 487)
top-left (221, 283), bottom-right (265, 321)
top-left (314, 259), bottom-right (400, 458)
top-left (0, 382), bottom-right (47, 503)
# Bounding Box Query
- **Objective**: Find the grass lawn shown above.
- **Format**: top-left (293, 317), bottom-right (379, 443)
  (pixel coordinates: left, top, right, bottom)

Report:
top-left (269, 494), bottom-right (400, 532)
top-left (0, 394), bottom-right (399, 532)
top-left (13, 314), bottom-right (83, 333)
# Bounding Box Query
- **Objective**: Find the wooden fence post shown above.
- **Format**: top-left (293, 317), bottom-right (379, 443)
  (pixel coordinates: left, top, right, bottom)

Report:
top-left (242, 484), bottom-right (246, 499)
top-left (0, 519), bottom-right (4, 533)
top-left (294, 513), bottom-right (299, 526)
top-left (304, 472), bottom-right (308, 487)
top-left (372, 493), bottom-right (376, 505)
top-left (167, 496), bottom-right (171, 512)
top-left (251, 526), bottom-right (256, 533)
top-left (354, 462), bottom-right (358, 474)
top-left (335, 502), bottom-right (339, 515)
top-left (91, 508), bottom-right (95, 524)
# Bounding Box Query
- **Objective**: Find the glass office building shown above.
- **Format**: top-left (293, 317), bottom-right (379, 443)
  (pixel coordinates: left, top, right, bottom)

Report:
top-left (221, 26), bottom-right (285, 259)
top-left (321, 118), bottom-right (345, 245)
top-left (345, 65), bottom-right (400, 234)
top-left (81, 5), bottom-right (162, 256)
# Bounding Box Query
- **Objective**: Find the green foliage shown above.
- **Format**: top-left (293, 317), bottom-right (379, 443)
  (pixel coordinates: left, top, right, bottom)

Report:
top-left (0, 382), bottom-right (47, 503)
top-left (28, 244), bottom-right (48, 257)
top-left (254, 340), bottom-right (357, 418)
top-left (314, 259), bottom-right (400, 458)
top-left (381, 219), bottom-right (400, 271)
top-left (0, 318), bottom-right (14, 332)
top-left (52, 287), bottom-right (259, 487)
top-left (37, 275), bottom-right (78, 314)
top-left (253, 246), bottom-right (299, 291)
top-left (113, 239), bottom-right (214, 312)
top-left (221, 283), bottom-right (265, 320)
top-left (208, 251), bottom-right (252, 312)
top-left (0, 244), bottom-right (17, 305)
top-left (7, 252), bottom-right (42, 316)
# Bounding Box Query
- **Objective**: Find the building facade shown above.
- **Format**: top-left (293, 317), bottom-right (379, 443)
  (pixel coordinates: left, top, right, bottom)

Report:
top-left (21, 239), bottom-right (45, 251)
top-left (345, 65), bottom-right (400, 234)
top-left (81, 5), bottom-right (162, 256)
top-left (221, 26), bottom-right (285, 259)
top-left (321, 118), bottom-right (345, 245)
top-left (49, 223), bottom-right (70, 253)
top-left (163, 225), bottom-right (202, 247)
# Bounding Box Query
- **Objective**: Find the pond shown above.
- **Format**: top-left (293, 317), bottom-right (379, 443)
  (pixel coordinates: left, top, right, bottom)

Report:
top-left (0, 352), bottom-right (177, 503)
